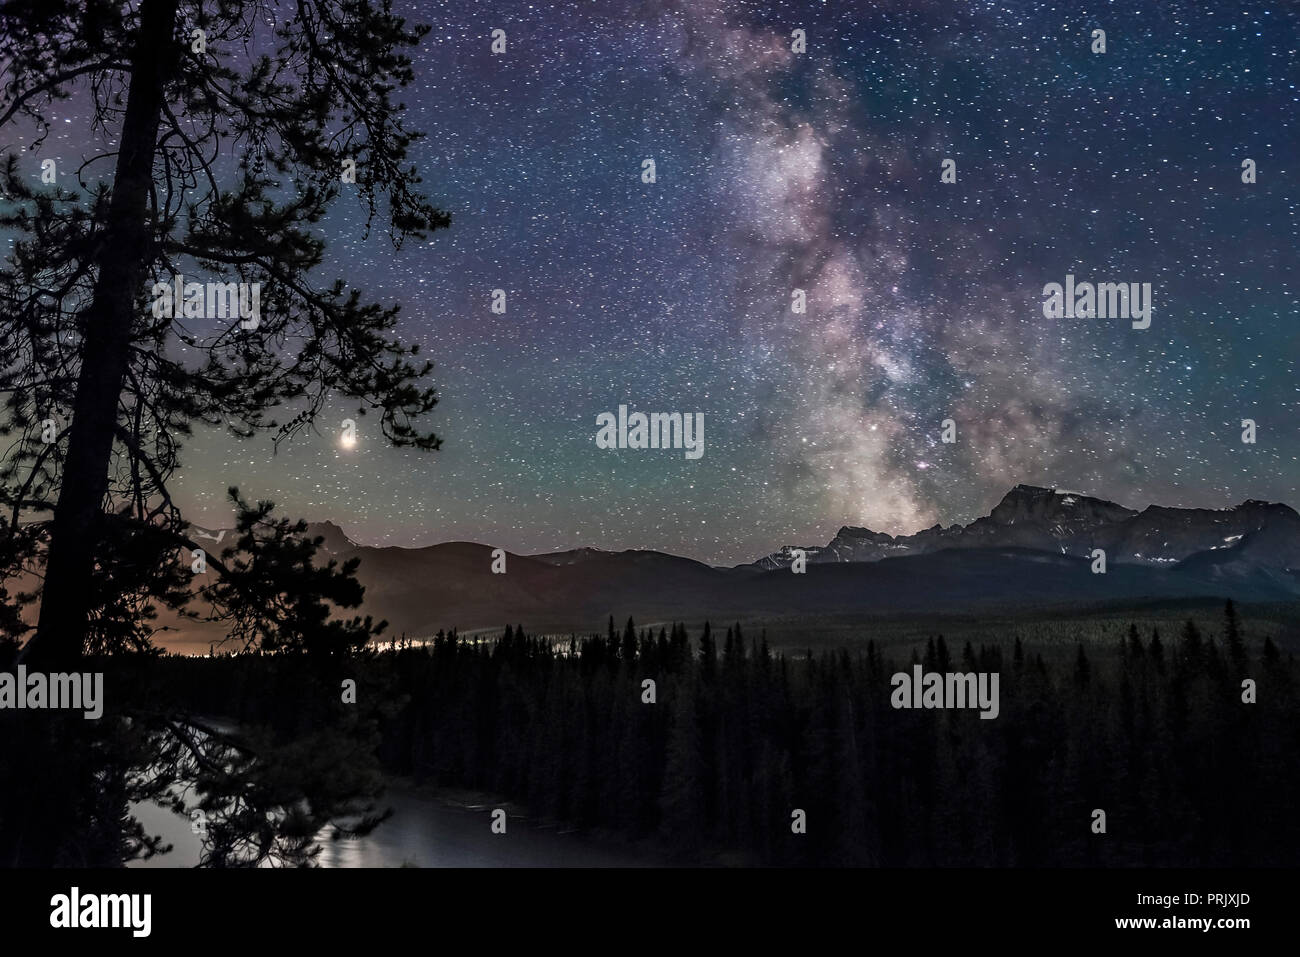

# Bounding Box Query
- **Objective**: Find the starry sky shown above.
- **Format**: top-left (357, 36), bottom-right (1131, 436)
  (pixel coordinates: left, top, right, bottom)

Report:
top-left (18, 0), bottom-right (1300, 565)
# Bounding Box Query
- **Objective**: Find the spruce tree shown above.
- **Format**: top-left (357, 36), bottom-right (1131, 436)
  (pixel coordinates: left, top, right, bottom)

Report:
top-left (1074, 643), bottom-right (1090, 688)
top-left (1127, 622), bottom-right (1144, 658)
top-left (1150, 627), bottom-right (1165, 671)
top-left (1225, 599), bottom-right (1246, 668)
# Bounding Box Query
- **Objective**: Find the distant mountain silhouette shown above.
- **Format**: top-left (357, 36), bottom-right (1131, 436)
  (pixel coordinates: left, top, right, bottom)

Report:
top-left (754, 484), bottom-right (1300, 574)
top-left (66, 485), bottom-right (1300, 650)
top-left (255, 485), bottom-right (1299, 641)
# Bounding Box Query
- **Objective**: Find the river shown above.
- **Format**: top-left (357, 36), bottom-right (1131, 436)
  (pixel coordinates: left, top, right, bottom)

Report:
top-left (128, 782), bottom-right (660, 868)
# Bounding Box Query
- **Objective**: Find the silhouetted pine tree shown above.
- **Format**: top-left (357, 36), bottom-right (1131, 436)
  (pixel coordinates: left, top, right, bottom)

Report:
top-left (1225, 599), bottom-right (1246, 669)
top-left (1150, 627), bottom-right (1165, 671)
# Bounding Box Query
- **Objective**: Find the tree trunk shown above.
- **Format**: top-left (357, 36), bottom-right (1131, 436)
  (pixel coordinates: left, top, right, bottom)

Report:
top-left (29, 0), bottom-right (179, 667)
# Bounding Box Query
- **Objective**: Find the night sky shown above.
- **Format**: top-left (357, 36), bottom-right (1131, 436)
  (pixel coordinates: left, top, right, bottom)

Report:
top-left (22, 0), bottom-right (1300, 564)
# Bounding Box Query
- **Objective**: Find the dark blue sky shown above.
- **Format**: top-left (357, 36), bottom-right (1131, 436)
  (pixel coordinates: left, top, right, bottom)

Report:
top-left (25, 0), bottom-right (1298, 564)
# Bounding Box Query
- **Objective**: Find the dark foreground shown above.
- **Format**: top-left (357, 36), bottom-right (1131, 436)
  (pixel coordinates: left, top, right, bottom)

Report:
top-left (123, 604), bottom-right (1300, 868)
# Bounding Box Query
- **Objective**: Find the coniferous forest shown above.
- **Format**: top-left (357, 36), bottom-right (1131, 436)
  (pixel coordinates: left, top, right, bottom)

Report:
top-left (104, 601), bottom-right (1299, 867)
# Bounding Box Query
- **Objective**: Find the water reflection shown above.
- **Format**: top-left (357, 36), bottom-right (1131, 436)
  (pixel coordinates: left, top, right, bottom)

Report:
top-left (130, 783), bottom-right (656, 868)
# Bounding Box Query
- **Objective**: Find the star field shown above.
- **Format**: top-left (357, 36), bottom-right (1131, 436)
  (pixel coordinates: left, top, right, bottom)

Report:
top-left (52, 0), bottom-right (1299, 565)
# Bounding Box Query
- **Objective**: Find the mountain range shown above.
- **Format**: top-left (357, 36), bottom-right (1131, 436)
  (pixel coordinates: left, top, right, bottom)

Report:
top-left (754, 484), bottom-right (1300, 573)
top-left (167, 484), bottom-right (1297, 646)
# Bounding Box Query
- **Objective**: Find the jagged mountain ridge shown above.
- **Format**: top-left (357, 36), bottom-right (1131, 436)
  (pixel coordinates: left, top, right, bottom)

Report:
top-left (146, 485), bottom-right (1300, 648)
top-left (754, 484), bottom-right (1300, 571)
top-left (213, 485), bottom-right (1300, 585)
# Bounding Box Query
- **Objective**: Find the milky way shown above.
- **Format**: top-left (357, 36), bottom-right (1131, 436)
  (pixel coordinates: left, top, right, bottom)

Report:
top-left (31, 0), bottom-right (1294, 564)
